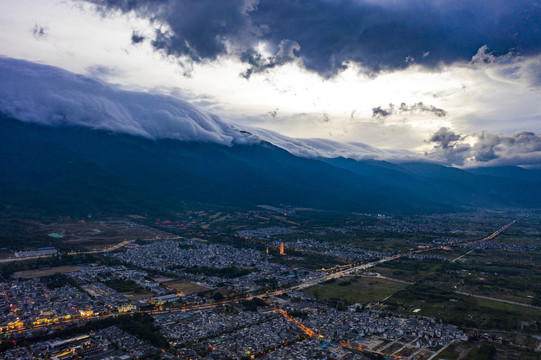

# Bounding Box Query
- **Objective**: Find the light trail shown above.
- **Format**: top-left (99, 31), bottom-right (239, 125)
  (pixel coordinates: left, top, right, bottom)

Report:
top-left (262, 298), bottom-right (317, 338)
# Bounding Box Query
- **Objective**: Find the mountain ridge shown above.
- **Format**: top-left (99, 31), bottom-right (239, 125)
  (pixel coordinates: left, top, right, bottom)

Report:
top-left (1, 113), bottom-right (540, 217)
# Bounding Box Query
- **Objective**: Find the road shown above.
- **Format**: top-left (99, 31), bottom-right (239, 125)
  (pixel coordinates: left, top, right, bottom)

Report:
top-left (461, 219), bottom-right (517, 246)
top-left (455, 291), bottom-right (541, 310)
top-left (451, 249), bottom-right (475, 263)
top-left (427, 340), bottom-right (456, 360)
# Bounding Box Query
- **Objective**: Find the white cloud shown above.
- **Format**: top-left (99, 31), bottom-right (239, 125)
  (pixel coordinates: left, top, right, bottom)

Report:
top-left (242, 126), bottom-right (413, 161)
top-left (0, 57), bottom-right (257, 145)
top-left (426, 127), bottom-right (541, 167)
top-left (0, 57), bottom-right (415, 162)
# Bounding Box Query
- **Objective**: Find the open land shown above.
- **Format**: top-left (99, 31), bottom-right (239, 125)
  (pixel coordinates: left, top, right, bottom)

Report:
top-left (0, 218), bottom-right (174, 254)
top-left (13, 265), bottom-right (87, 279)
top-left (162, 280), bottom-right (211, 294)
top-left (305, 276), bottom-right (407, 305)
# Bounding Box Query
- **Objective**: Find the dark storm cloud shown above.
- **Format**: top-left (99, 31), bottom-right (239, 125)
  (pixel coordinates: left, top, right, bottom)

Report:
top-left (80, 0), bottom-right (541, 76)
top-left (268, 107), bottom-right (278, 119)
top-left (408, 103), bottom-right (447, 118)
top-left (131, 31), bottom-right (145, 44)
top-left (93, 0), bottom-right (256, 62)
top-left (372, 102), bottom-right (447, 120)
top-left (429, 127), bottom-right (462, 149)
top-left (32, 24), bottom-right (47, 40)
top-left (241, 39), bottom-right (300, 78)
top-left (372, 106), bottom-right (392, 120)
top-left (427, 128), bottom-right (541, 166)
top-left (321, 112), bottom-right (330, 123)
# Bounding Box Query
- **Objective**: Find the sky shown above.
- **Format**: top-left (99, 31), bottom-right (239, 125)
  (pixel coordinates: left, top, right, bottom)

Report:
top-left (0, 0), bottom-right (540, 167)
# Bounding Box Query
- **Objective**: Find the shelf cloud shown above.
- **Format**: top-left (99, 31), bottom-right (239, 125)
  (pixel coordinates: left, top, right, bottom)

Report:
top-left (0, 57), bottom-right (257, 146)
top-left (0, 57), bottom-right (403, 160)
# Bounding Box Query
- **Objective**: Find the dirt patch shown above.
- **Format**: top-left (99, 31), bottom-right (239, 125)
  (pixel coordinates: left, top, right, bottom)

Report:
top-left (14, 265), bottom-right (86, 279)
top-left (163, 280), bottom-right (210, 294)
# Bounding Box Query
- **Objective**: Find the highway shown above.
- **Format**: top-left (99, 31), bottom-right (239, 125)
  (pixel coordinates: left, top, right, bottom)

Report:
top-left (286, 255), bottom-right (401, 292)
top-left (158, 219), bottom-right (519, 302)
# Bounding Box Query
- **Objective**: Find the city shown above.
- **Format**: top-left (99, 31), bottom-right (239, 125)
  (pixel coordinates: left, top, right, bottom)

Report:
top-left (0, 209), bottom-right (539, 359)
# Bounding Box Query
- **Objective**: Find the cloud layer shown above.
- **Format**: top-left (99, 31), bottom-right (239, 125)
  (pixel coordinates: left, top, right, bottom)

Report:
top-left (243, 126), bottom-right (409, 161)
top-left (81, 0), bottom-right (541, 76)
top-left (0, 57), bottom-right (256, 145)
top-left (1, 57), bottom-right (540, 168)
top-left (0, 57), bottom-right (401, 160)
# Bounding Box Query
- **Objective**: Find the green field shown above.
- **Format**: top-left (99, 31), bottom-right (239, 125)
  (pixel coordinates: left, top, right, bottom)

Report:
top-left (384, 283), bottom-right (541, 332)
top-left (104, 279), bottom-right (153, 300)
top-left (423, 248), bottom-right (472, 260)
top-left (305, 276), bottom-right (407, 305)
top-left (455, 250), bottom-right (541, 306)
top-left (372, 257), bottom-right (456, 283)
top-left (374, 250), bottom-right (541, 307)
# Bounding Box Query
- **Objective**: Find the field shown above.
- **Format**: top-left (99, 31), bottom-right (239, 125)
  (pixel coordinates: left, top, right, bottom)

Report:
top-left (305, 276), bottom-right (407, 305)
top-left (374, 249), bottom-right (541, 306)
top-left (437, 341), bottom-right (541, 360)
top-left (362, 242), bottom-right (541, 333)
top-left (450, 249), bottom-right (541, 305)
top-left (384, 283), bottom-right (541, 332)
top-left (104, 279), bottom-right (153, 300)
top-left (372, 257), bottom-right (453, 283)
top-left (0, 218), bottom-right (173, 252)
top-left (163, 280), bottom-right (210, 294)
top-left (13, 265), bottom-right (86, 279)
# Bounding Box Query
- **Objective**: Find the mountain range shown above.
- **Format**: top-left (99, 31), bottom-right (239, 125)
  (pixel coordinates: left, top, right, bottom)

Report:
top-left (1, 57), bottom-right (540, 217)
top-left (1, 112), bottom-right (540, 217)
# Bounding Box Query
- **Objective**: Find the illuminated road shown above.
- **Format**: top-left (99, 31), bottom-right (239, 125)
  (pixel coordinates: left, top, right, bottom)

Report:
top-left (264, 297), bottom-right (389, 359)
top-left (451, 219), bottom-right (517, 261)
top-left (460, 219), bottom-right (517, 246)
top-left (277, 219), bottom-right (518, 294)
top-left (0, 254), bottom-right (55, 264)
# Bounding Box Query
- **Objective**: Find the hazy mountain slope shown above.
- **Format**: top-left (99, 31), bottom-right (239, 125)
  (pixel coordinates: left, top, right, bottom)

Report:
top-left (2, 113), bottom-right (540, 217)
top-left (0, 114), bottom-right (448, 216)
top-left (396, 162), bottom-right (541, 208)
top-left (465, 166), bottom-right (541, 182)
